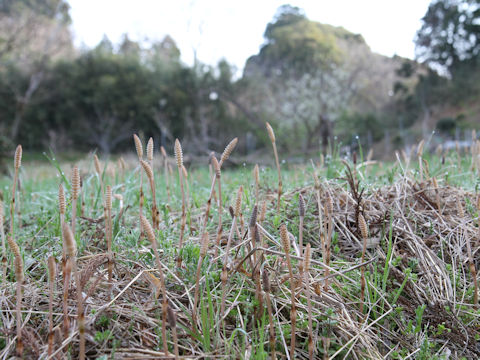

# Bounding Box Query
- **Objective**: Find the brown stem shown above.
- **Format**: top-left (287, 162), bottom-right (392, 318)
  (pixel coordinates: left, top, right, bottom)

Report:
top-left (192, 258), bottom-right (204, 332)
top-left (324, 210), bottom-right (333, 291)
top-left (213, 177), bottom-right (223, 261)
top-left (220, 215), bottom-right (237, 322)
top-left (48, 256), bottom-right (56, 357)
top-left (262, 268), bottom-right (276, 359)
top-left (192, 232), bottom-right (209, 333)
top-left (10, 167), bottom-right (19, 238)
top-left (285, 251), bottom-right (296, 358)
top-left (298, 214), bottom-right (304, 281)
top-left (202, 175), bottom-right (217, 234)
top-left (16, 279), bottom-right (23, 358)
top-left (143, 216), bottom-right (169, 356)
top-left (63, 259), bottom-right (71, 338)
top-left (164, 156), bottom-right (171, 203)
top-left (177, 168), bottom-right (186, 269)
top-left (315, 187), bottom-right (326, 289)
top-left (16, 177), bottom-right (22, 229)
top-left (299, 216), bottom-right (304, 256)
top-left (172, 325), bottom-right (179, 359)
top-left (72, 258), bottom-right (85, 360)
top-left (81, 187), bottom-right (85, 218)
top-left (280, 223), bottom-right (296, 358)
top-left (466, 234), bottom-right (478, 306)
top-left (71, 197), bottom-right (77, 233)
top-left (254, 164), bottom-right (259, 203)
top-left (360, 237), bottom-right (367, 315)
top-left (272, 143), bottom-right (282, 212)
top-left (304, 248), bottom-right (314, 360)
top-left (7, 233), bottom-right (24, 358)
top-left (264, 292), bottom-right (276, 360)
top-left (1, 209), bottom-right (6, 282)
top-left (107, 206), bottom-right (113, 297)
top-left (139, 172), bottom-right (144, 234)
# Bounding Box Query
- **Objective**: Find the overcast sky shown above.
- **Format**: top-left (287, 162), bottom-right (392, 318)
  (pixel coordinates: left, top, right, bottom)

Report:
top-left (67, 0), bottom-right (432, 71)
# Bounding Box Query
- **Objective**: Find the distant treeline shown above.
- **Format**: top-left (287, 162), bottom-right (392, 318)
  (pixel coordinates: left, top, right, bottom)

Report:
top-left (1, 1), bottom-right (480, 159)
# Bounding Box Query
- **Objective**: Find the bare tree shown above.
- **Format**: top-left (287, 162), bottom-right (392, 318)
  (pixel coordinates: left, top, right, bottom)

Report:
top-left (0, 1), bottom-right (73, 140)
top-left (83, 108), bottom-right (134, 154)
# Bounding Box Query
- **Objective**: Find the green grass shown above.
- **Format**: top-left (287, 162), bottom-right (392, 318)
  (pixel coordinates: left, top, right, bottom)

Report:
top-left (1, 145), bottom-right (480, 358)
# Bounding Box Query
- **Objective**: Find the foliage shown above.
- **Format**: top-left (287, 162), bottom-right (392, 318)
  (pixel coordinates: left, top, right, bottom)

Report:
top-left (337, 112), bottom-right (385, 148)
top-left (4, 34), bottom-right (249, 154)
top-left (244, 5), bottom-right (406, 152)
top-left (415, 0), bottom-right (480, 102)
top-left (4, 1), bottom-right (480, 159)
top-left (416, 0), bottom-right (480, 72)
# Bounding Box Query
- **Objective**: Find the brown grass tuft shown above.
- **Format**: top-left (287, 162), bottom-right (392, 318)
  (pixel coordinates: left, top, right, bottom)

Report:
top-left (141, 215), bottom-right (155, 245)
top-left (141, 160), bottom-right (154, 182)
top-left (63, 222), bottom-right (76, 258)
top-left (249, 204), bottom-right (258, 229)
top-left (174, 139), bottom-right (183, 169)
top-left (358, 213), bottom-right (368, 241)
top-left (234, 186), bottom-right (243, 217)
top-left (7, 234), bottom-right (23, 283)
top-left (299, 194), bottom-right (305, 217)
top-left (147, 137), bottom-right (154, 162)
top-left (266, 122), bottom-right (275, 143)
top-left (94, 154), bottom-right (102, 175)
top-left (71, 166), bottom-right (80, 234)
top-left (133, 134), bottom-right (143, 160)
top-left (71, 166), bottom-right (80, 200)
top-left (220, 137), bottom-right (238, 165)
top-left (58, 184), bottom-right (66, 216)
top-left (14, 144), bottom-right (22, 170)
top-left (280, 223), bottom-right (290, 253)
top-left (105, 185), bottom-right (112, 212)
top-left (212, 156), bottom-right (220, 178)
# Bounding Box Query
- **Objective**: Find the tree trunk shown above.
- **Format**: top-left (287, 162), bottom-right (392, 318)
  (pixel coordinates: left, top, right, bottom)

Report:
top-left (11, 103), bottom-right (26, 140)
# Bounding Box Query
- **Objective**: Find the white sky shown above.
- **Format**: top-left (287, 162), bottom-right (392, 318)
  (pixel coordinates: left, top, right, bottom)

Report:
top-left (67, 0), bottom-right (432, 71)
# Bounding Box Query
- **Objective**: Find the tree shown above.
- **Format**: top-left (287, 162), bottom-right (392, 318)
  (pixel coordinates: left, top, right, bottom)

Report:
top-left (392, 58), bottom-right (448, 139)
top-left (244, 5), bottom-right (402, 152)
top-left (416, 0), bottom-right (480, 73)
top-left (28, 46), bottom-right (160, 153)
top-left (0, 0), bottom-right (73, 140)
